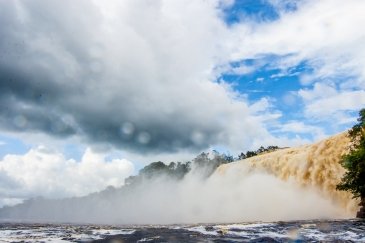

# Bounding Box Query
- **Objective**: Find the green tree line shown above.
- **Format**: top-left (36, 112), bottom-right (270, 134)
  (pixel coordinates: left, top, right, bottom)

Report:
top-left (337, 108), bottom-right (365, 218)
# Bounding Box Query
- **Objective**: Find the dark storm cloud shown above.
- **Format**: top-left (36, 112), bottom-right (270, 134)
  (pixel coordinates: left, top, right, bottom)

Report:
top-left (0, 65), bottom-right (215, 152)
top-left (0, 0), bottom-right (262, 153)
top-left (0, 62), bottom-right (78, 137)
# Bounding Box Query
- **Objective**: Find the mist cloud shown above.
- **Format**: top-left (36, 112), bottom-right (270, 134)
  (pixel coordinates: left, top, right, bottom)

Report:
top-left (0, 163), bottom-right (349, 224)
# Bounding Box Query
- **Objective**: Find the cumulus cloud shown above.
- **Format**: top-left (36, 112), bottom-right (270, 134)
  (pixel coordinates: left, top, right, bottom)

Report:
top-left (233, 0), bottom-right (365, 72)
top-left (0, 146), bottom-right (134, 207)
top-left (0, 0), bottom-right (279, 154)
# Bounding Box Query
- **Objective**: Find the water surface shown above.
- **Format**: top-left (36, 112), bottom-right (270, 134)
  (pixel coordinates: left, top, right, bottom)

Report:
top-left (1, 219), bottom-right (364, 242)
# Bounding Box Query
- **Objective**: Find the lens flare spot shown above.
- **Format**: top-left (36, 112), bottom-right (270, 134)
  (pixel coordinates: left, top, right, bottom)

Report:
top-left (120, 122), bottom-right (135, 136)
top-left (14, 115), bottom-right (27, 128)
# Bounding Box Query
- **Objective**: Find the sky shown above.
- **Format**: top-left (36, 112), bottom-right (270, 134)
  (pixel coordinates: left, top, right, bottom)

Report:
top-left (0, 0), bottom-right (365, 207)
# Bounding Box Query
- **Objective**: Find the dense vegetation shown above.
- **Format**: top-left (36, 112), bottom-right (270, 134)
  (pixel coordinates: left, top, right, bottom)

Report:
top-left (337, 108), bottom-right (365, 218)
top-left (124, 151), bottom-right (233, 186)
top-left (124, 146), bottom-right (282, 187)
top-left (237, 146), bottom-right (282, 160)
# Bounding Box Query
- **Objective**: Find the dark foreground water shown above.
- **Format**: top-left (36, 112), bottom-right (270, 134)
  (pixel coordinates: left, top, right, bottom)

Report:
top-left (0, 219), bottom-right (364, 242)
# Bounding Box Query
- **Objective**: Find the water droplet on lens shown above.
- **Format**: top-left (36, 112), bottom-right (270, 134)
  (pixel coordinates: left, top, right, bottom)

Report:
top-left (14, 115), bottom-right (27, 128)
top-left (137, 132), bottom-right (151, 144)
top-left (191, 131), bottom-right (204, 145)
top-left (121, 122), bottom-right (134, 136)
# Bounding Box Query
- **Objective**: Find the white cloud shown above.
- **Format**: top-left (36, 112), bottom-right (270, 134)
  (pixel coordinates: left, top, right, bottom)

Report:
top-left (307, 90), bottom-right (365, 119)
top-left (228, 0), bottom-right (365, 128)
top-left (298, 83), bottom-right (338, 102)
top-left (228, 65), bottom-right (256, 75)
top-left (298, 83), bottom-right (365, 121)
top-left (279, 121), bottom-right (320, 134)
top-left (233, 0), bottom-right (365, 72)
top-left (0, 146), bottom-right (134, 205)
top-left (256, 77), bottom-right (264, 82)
top-left (277, 121), bottom-right (326, 140)
top-left (0, 198), bottom-right (22, 208)
top-left (241, 1), bottom-right (365, 74)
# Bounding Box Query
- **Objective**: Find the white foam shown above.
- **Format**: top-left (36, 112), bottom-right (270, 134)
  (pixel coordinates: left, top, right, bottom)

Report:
top-left (186, 225), bottom-right (219, 236)
top-left (92, 229), bottom-right (136, 235)
top-left (137, 236), bottom-right (161, 242)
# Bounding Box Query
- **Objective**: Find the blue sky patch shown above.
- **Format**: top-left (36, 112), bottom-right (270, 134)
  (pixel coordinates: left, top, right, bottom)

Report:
top-left (221, 0), bottom-right (301, 25)
top-left (0, 134), bottom-right (30, 159)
